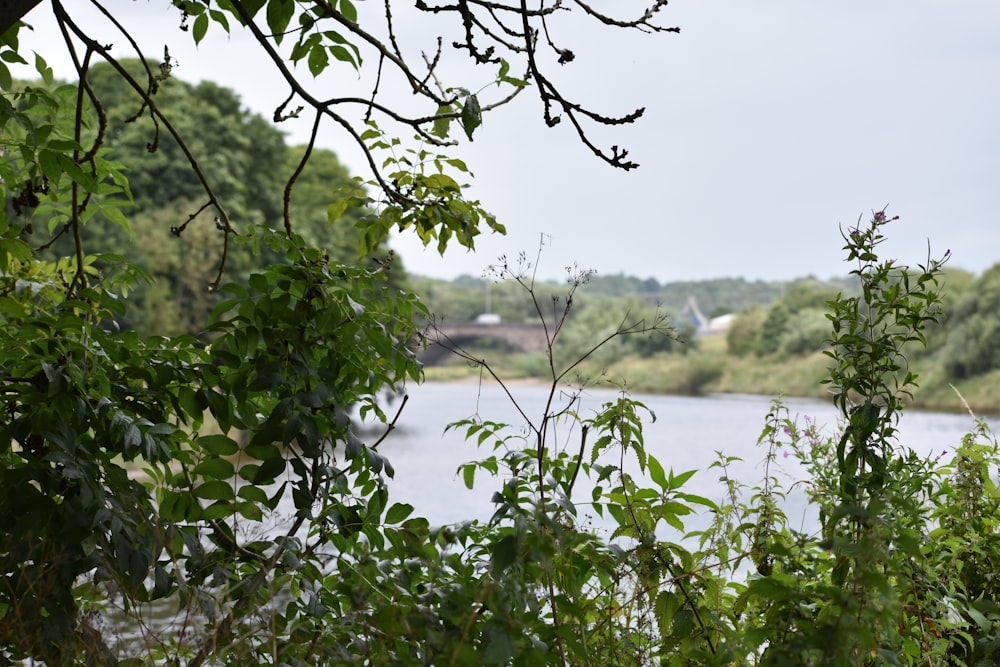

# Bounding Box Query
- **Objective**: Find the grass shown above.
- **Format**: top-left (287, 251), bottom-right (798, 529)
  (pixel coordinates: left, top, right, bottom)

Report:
top-left (420, 334), bottom-right (1000, 416)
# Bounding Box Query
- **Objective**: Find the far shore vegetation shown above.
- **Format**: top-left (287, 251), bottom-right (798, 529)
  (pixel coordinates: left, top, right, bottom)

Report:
top-left (417, 268), bottom-right (1000, 416)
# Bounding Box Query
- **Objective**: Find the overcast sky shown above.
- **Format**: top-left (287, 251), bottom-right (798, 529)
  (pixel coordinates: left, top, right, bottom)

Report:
top-left (18, 1), bottom-right (1000, 284)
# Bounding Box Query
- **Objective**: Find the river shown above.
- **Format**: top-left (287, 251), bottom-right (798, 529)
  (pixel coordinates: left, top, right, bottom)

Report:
top-left (106, 382), bottom-right (996, 659)
top-left (366, 382), bottom-right (996, 533)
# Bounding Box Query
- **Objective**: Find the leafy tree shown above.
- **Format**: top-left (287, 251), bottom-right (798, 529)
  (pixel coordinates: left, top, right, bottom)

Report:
top-left (550, 294), bottom-right (683, 371)
top-left (779, 277), bottom-right (842, 312)
top-left (778, 307), bottom-right (830, 356)
top-left (754, 301), bottom-right (790, 356)
top-left (33, 59), bottom-right (410, 335)
top-left (915, 266), bottom-right (975, 358)
top-left (6, 4), bottom-right (993, 666)
top-left (941, 263), bottom-right (1000, 379)
top-left (726, 304), bottom-right (767, 357)
top-left (0, 0), bottom-right (678, 662)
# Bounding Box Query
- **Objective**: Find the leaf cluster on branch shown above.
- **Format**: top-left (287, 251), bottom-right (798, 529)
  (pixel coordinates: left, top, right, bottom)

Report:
top-left (4, 0), bottom-right (677, 292)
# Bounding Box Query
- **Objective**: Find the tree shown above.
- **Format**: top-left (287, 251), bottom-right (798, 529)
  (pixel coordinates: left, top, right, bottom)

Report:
top-left (754, 301), bottom-right (790, 356)
top-left (726, 303), bottom-right (767, 357)
top-left (26, 59), bottom-right (390, 335)
top-left (941, 263), bottom-right (1000, 379)
top-left (1, 1), bottom-right (678, 663)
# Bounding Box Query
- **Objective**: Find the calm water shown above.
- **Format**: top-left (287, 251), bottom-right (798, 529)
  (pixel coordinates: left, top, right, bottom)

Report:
top-left (370, 382), bottom-right (996, 531)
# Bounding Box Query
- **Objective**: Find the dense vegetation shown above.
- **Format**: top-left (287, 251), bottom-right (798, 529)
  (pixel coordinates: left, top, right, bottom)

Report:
top-left (3, 2), bottom-right (999, 666)
top-left (28, 58), bottom-right (401, 337)
top-left (418, 263), bottom-right (1000, 414)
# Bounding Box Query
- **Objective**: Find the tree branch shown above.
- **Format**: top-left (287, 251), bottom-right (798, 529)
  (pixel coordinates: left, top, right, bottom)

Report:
top-left (0, 0), bottom-right (42, 36)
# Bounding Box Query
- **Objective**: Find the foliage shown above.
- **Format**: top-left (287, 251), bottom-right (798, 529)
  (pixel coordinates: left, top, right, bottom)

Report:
top-left (779, 278), bottom-right (844, 312)
top-left (4, 1), bottom-right (1000, 664)
top-left (732, 209), bottom-right (958, 665)
top-left (415, 272), bottom-right (794, 326)
top-left (941, 264), bottom-right (1000, 379)
top-left (551, 294), bottom-right (687, 371)
top-left (778, 307), bottom-right (830, 356)
top-left (432, 210), bottom-right (1000, 667)
top-left (727, 304), bottom-right (767, 357)
top-left (753, 301), bottom-right (790, 357)
top-left (23, 59), bottom-right (389, 336)
top-left (1, 0), bottom-right (683, 662)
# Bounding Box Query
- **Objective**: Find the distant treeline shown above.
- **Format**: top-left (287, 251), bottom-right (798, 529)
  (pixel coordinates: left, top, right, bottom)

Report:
top-left (18, 62), bottom-right (999, 391)
top-left (411, 272), bottom-right (856, 324)
top-left (412, 264), bottom-right (1000, 393)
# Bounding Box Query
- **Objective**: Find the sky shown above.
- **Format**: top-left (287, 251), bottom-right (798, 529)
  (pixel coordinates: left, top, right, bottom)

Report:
top-left (15, 1), bottom-right (1000, 284)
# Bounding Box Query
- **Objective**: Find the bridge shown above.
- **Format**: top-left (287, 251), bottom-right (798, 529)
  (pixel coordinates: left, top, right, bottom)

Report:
top-left (420, 321), bottom-right (549, 365)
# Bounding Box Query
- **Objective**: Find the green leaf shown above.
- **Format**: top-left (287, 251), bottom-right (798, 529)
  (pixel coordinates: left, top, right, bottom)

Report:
top-left (197, 434), bottom-right (239, 456)
top-left (236, 501), bottom-right (264, 521)
top-left (308, 44), bottom-right (329, 76)
top-left (35, 53), bottom-right (53, 86)
top-left (266, 0), bottom-right (294, 44)
top-left (385, 502), bottom-right (413, 524)
top-left (194, 480), bottom-right (235, 501)
top-left (238, 463), bottom-right (260, 482)
top-left (253, 456), bottom-right (286, 484)
top-left (481, 626), bottom-right (515, 665)
top-left (193, 13), bottom-right (209, 44)
top-left (432, 105), bottom-right (452, 138)
top-left (193, 456), bottom-right (235, 480)
top-left (244, 442), bottom-right (281, 460)
top-left (239, 0), bottom-right (267, 19)
top-left (460, 94), bottom-right (481, 141)
top-left (209, 9), bottom-right (231, 33)
top-left (327, 198), bottom-right (349, 224)
top-left (668, 468), bottom-right (697, 490)
top-left (100, 204), bottom-right (132, 235)
top-left (339, 0), bottom-right (358, 22)
top-left (37, 148), bottom-right (62, 184)
top-left (497, 58), bottom-right (528, 88)
top-left (202, 500), bottom-right (235, 520)
top-left (329, 45), bottom-right (358, 69)
top-left (647, 455), bottom-right (667, 490)
top-left (491, 534), bottom-right (518, 573)
top-left (462, 463), bottom-right (475, 489)
top-left (236, 485), bottom-right (267, 503)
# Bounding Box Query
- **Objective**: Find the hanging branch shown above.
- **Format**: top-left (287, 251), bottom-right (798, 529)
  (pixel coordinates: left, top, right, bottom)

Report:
top-left (53, 0), bottom-right (238, 287)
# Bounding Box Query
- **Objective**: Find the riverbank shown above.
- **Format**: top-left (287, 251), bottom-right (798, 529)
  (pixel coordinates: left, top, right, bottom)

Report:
top-left (422, 336), bottom-right (1000, 417)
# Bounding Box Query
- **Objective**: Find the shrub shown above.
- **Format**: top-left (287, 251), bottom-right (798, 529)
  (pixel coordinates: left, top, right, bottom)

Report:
top-left (726, 305), bottom-right (767, 356)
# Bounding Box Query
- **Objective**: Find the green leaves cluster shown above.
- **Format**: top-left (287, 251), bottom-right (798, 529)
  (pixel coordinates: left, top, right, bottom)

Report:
top-left (0, 219), bottom-right (428, 664)
top-left (428, 210), bottom-right (1000, 667)
top-left (6, 1), bottom-right (1000, 663)
top-left (331, 121), bottom-right (506, 256)
top-left (825, 211), bottom-right (948, 501)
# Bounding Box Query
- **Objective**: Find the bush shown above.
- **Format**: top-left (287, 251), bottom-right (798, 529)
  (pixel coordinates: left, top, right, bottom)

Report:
top-left (942, 264), bottom-right (1000, 378)
top-left (754, 302), bottom-right (790, 356)
top-left (726, 305), bottom-right (767, 356)
top-left (779, 307), bottom-right (831, 355)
